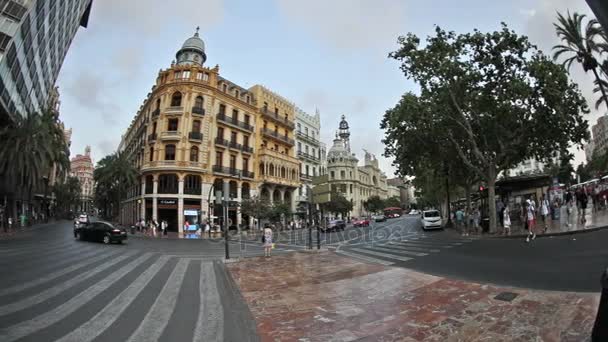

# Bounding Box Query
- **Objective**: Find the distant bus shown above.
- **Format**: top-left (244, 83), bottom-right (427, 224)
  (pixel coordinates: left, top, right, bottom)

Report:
top-left (383, 207), bottom-right (403, 218)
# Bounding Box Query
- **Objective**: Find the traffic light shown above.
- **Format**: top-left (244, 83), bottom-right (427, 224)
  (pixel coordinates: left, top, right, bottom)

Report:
top-left (479, 186), bottom-right (485, 192)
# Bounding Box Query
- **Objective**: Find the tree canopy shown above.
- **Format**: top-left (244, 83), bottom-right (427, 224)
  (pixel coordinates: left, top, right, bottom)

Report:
top-left (94, 151), bottom-right (138, 219)
top-left (383, 24), bottom-right (590, 232)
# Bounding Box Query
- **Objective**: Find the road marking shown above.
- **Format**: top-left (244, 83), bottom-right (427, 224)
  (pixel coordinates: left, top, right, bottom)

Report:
top-left (395, 239), bottom-right (460, 247)
top-left (194, 262), bottom-right (223, 342)
top-left (369, 245), bottom-right (428, 257)
top-left (0, 253), bottom-right (153, 342)
top-left (0, 242), bottom-right (87, 259)
top-left (127, 259), bottom-right (189, 342)
top-left (55, 256), bottom-right (171, 342)
top-left (350, 248), bottom-right (413, 262)
top-left (0, 251), bottom-right (139, 315)
top-left (0, 249), bottom-right (122, 297)
top-left (385, 242), bottom-right (440, 252)
top-left (0, 240), bottom-right (74, 254)
top-left (335, 250), bottom-right (394, 266)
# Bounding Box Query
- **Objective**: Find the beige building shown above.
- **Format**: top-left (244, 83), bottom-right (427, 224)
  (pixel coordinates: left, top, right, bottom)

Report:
top-left (70, 146), bottom-right (94, 213)
top-left (118, 30), bottom-right (300, 233)
top-left (317, 115), bottom-right (388, 218)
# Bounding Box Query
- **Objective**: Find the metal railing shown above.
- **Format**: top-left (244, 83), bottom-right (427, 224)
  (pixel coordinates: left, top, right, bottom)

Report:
top-left (217, 113), bottom-right (254, 132)
top-left (261, 127), bottom-right (295, 145)
top-left (188, 131), bottom-right (203, 141)
top-left (296, 131), bottom-right (321, 145)
top-left (212, 165), bottom-right (255, 179)
top-left (148, 133), bottom-right (157, 142)
top-left (192, 106), bottom-right (205, 115)
top-left (297, 151), bottom-right (319, 161)
top-left (261, 107), bottom-right (295, 129)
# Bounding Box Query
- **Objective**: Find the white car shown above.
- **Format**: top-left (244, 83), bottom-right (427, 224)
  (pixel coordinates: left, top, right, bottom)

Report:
top-left (421, 210), bottom-right (442, 230)
top-left (409, 209), bottom-right (420, 215)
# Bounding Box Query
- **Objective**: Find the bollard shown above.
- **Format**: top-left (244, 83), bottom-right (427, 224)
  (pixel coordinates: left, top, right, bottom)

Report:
top-left (592, 268), bottom-right (608, 341)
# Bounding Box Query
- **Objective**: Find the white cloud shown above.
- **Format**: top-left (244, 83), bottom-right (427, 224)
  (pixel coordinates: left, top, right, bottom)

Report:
top-left (275, 0), bottom-right (407, 51)
top-left (519, 9), bottom-right (537, 17)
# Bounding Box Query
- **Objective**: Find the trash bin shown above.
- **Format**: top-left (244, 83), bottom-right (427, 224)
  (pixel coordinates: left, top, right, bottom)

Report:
top-left (481, 218), bottom-right (490, 233)
top-left (130, 225), bottom-right (136, 235)
top-left (552, 206), bottom-right (561, 220)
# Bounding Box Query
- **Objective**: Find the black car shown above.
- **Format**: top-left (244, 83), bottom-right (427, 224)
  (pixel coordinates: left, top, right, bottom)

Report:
top-left (74, 221), bottom-right (127, 244)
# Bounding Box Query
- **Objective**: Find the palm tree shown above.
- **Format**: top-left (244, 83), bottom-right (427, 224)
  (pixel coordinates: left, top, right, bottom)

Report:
top-left (94, 151), bottom-right (138, 219)
top-left (0, 110), bottom-right (69, 218)
top-left (594, 60), bottom-right (608, 109)
top-left (553, 11), bottom-right (607, 108)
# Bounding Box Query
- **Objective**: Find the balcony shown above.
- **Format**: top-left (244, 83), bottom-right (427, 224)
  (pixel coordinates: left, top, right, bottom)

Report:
top-left (261, 127), bottom-right (295, 146)
top-left (215, 137), bottom-right (230, 148)
top-left (296, 131), bottom-right (320, 145)
top-left (215, 137), bottom-right (253, 153)
top-left (151, 108), bottom-right (160, 118)
top-left (192, 106), bottom-right (205, 116)
top-left (160, 131), bottom-right (181, 140)
top-left (261, 107), bottom-right (295, 129)
top-left (148, 133), bottom-right (157, 144)
top-left (300, 173), bottom-right (312, 181)
top-left (212, 165), bottom-right (255, 179)
top-left (188, 131), bottom-right (203, 141)
top-left (164, 106), bottom-right (184, 115)
top-left (297, 151), bottom-right (319, 162)
top-left (217, 113), bottom-right (254, 132)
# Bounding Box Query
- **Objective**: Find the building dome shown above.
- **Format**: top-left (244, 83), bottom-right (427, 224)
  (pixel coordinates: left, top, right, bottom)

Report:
top-left (327, 132), bottom-right (357, 162)
top-left (175, 28), bottom-right (207, 66)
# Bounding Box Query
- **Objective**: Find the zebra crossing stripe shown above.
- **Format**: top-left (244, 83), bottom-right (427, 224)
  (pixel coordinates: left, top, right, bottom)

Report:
top-left (335, 250), bottom-right (394, 266)
top-left (369, 245), bottom-right (428, 257)
top-left (400, 239), bottom-right (463, 246)
top-left (55, 256), bottom-right (172, 342)
top-left (0, 240), bottom-right (73, 254)
top-left (0, 251), bottom-right (139, 316)
top-left (194, 262), bottom-right (224, 342)
top-left (385, 242), bottom-right (440, 252)
top-left (127, 258), bottom-right (190, 342)
top-left (0, 242), bottom-right (86, 260)
top-left (350, 248), bottom-right (413, 262)
top-left (0, 249), bottom-right (122, 297)
top-left (0, 253), bottom-right (153, 342)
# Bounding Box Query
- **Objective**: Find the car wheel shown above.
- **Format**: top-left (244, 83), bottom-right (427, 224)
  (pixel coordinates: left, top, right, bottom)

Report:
top-left (103, 235), bottom-right (111, 244)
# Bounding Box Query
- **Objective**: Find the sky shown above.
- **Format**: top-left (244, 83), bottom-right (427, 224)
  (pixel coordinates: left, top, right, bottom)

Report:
top-left (57, 0), bottom-right (601, 175)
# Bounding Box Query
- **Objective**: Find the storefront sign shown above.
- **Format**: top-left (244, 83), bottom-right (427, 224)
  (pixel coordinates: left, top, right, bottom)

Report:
top-left (184, 209), bottom-right (198, 216)
top-left (159, 199), bottom-right (176, 205)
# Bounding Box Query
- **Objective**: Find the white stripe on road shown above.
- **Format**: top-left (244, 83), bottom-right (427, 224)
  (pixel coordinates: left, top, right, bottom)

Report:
top-left (0, 249), bottom-right (121, 297)
top-left (385, 242), bottom-right (440, 252)
top-left (350, 248), bottom-right (413, 262)
top-left (0, 253), bottom-right (153, 342)
top-left (0, 240), bottom-right (74, 254)
top-left (56, 256), bottom-right (171, 342)
top-left (393, 239), bottom-right (458, 247)
top-left (0, 251), bottom-right (138, 315)
top-left (335, 250), bottom-right (394, 266)
top-left (370, 245), bottom-right (428, 257)
top-left (194, 262), bottom-right (223, 342)
top-left (0, 241), bottom-right (85, 258)
top-left (127, 259), bottom-right (189, 342)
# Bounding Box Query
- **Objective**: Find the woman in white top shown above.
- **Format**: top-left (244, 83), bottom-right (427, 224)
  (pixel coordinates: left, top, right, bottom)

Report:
top-left (540, 195), bottom-right (550, 232)
top-left (503, 204), bottom-right (511, 236)
top-left (263, 226), bottom-right (273, 257)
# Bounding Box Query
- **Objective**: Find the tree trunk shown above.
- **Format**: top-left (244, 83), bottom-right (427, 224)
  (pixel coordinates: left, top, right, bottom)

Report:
top-left (487, 178), bottom-right (497, 233)
top-left (465, 184), bottom-right (471, 214)
top-left (592, 67), bottom-right (608, 109)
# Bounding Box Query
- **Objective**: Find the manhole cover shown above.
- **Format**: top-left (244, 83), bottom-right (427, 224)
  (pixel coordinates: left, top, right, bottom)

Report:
top-left (494, 292), bottom-right (518, 302)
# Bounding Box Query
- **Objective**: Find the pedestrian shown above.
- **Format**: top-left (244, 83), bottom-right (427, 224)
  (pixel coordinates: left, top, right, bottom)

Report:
top-left (455, 207), bottom-right (465, 236)
top-left (525, 199), bottom-right (536, 243)
top-left (540, 195), bottom-right (549, 233)
top-left (7, 217), bottom-right (12, 233)
top-left (184, 220), bottom-right (190, 235)
top-left (503, 204), bottom-right (511, 236)
top-left (473, 207), bottom-right (481, 234)
top-left (204, 221), bottom-right (210, 238)
top-left (263, 224), bottom-right (273, 257)
top-left (579, 189), bottom-right (588, 225)
top-left (497, 200), bottom-right (504, 228)
top-left (160, 220), bottom-right (165, 237)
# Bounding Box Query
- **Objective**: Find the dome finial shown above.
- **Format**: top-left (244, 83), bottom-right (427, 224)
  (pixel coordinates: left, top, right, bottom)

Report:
top-left (195, 26), bottom-right (200, 37)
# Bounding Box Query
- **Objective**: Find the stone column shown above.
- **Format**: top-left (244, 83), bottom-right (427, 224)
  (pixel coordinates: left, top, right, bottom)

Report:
top-left (290, 189), bottom-right (297, 214)
top-left (279, 188), bottom-right (286, 203)
top-left (269, 186), bottom-right (274, 204)
top-left (236, 183), bottom-right (242, 226)
top-left (152, 179), bottom-right (158, 221)
top-left (140, 180), bottom-right (146, 221)
top-left (201, 182), bottom-right (212, 222)
top-left (178, 177), bottom-right (184, 235)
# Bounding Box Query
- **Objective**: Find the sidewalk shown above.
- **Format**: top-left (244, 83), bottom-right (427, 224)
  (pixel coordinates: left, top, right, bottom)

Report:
top-left (227, 251), bottom-right (598, 341)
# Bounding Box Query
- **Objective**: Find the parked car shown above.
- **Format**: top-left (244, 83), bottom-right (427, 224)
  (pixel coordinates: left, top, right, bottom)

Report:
top-left (353, 217), bottom-right (370, 227)
top-left (420, 210), bottom-right (442, 230)
top-left (74, 221), bottom-right (127, 244)
top-left (323, 219), bottom-right (346, 232)
top-left (372, 214), bottom-right (387, 222)
top-left (409, 209), bottom-right (420, 215)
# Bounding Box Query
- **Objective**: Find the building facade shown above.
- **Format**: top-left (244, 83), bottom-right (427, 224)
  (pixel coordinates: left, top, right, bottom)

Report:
top-left (0, 0), bottom-right (93, 125)
top-left (119, 30), bottom-right (300, 233)
top-left (318, 115), bottom-right (389, 218)
top-left (294, 107), bottom-right (323, 216)
top-left (70, 146), bottom-right (94, 213)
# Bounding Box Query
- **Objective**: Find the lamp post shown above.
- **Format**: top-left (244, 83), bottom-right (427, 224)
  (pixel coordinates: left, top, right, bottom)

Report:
top-left (42, 176), bottom-right (49, 223)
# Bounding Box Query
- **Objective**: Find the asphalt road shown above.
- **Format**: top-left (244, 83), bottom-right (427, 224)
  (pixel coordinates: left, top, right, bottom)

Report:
top-left (0, 220), bottom-right (260, 342)
top-left (332, 215), bottom-right (608, 293)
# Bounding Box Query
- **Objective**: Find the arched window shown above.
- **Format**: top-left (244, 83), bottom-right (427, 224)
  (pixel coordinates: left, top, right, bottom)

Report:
top-left (149, 147), bottom-right (154, 162)
top-left (259, 163), bottom-right (265, 176)
top-left (269, 164), bottom-right (275, 176)
top-left (281, 167), bottom-right (286, 178)
top-left (194, 96), bottom-right (203, 109)
top-left (190, 146), bottom-right (199, 162)
top-left (165, 144), bottom-right (176, 160)
top-left (170, 92), bottom-right (182, 107)
top-left (155, 98), bottom-right (160, 110)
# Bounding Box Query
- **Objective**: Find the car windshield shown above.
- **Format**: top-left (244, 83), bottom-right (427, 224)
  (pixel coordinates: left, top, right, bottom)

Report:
top-left (424, 211), bottom-right (440, 218)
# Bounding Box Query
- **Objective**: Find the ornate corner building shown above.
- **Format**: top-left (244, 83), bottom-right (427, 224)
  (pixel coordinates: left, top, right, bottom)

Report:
top-left (118, 30), bottom-right (302, 233)
top-left (322, 115), bottom-right (389, 217)
top-left (70, 146), bottom-right (94, 213)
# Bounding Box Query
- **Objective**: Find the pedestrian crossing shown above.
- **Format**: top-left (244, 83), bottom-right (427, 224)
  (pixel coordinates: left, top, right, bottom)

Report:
top-left (337, 234), bottom-right (475, 266)
top-left (0, 248), bottom-right (258, 342)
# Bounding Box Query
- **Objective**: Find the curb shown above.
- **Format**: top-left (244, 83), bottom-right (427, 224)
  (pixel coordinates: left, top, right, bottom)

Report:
top-left (486, 224), bottom-right (608, 239)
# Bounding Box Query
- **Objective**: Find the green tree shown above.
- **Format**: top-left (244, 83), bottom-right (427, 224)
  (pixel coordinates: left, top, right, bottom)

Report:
top-left (384, 196), bottom-right (401, 208)
top-left (384, 24), bottom-right (589, 232)
top-left (240, 196), bottom-right (271, 229)
top-left (325, 192), bottom-right (353, 217)
top-left (363, 195), bottom-right (384, 213)
top-left (54, 176), bottom-right (81, 216)
top-left (0, 110), bottom-right (69, 218)
top-left (267, 202), bottom-right (292, 224)
top-left (553, 12), bottom-right (607, 109)
top-left (94, 151), bottom-right (138, 219)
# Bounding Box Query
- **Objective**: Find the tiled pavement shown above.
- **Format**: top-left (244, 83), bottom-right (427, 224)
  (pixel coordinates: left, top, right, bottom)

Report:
top-left (228, 252), bottom-right (599, 342)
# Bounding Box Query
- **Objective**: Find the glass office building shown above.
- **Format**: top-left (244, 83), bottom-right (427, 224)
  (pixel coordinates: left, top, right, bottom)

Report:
top-left (0, 0), bottom-right (93, 125)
